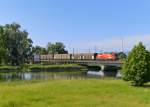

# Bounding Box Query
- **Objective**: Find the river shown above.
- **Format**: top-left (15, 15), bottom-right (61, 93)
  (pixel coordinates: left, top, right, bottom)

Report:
top-left (0, 70), bottom-right (121, 81)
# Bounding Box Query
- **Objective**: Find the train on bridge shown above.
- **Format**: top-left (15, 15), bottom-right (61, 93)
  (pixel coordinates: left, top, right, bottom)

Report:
top-left (34, 53), bottom-right (117, 62)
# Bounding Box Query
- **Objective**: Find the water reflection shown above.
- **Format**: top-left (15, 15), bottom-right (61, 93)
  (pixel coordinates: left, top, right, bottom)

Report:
top-left (87, 71), bottom-right (104, 76)
top-left (0, 72), bottom-right (91, 81)
top-left (87, 70), bottom-right (121, 78)
top-left (116, 71), bottom-right (122, 78)
top-left (0, 70), bottom-right (121, 81)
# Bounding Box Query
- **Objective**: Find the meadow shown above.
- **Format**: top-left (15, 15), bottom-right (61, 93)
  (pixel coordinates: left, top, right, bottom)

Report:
top-left (0, 79), bottom-right (150, 107)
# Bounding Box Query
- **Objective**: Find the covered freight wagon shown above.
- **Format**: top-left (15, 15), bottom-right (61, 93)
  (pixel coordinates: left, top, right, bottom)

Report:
top-left (54, 54), bottom-right (62, 60)
top-left (40, 55), bottom-right (47, 60)
top-left (72, 53), bottom-right (95, 60)
top-left (61, 54), bottom-right (71, 60)
top-left (82, 53), bottom-right (95, 60)
top-left (34, 54), bottom-right (40, 62)
top-left (54, 54), bottom-right (71, 60)
top-left (72, 54), bottom-right (82, 60)
top-left (47, 54), bottom-right (54, 60)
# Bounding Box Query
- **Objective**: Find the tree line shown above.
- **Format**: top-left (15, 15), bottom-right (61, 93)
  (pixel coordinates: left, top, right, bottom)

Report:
top-left (0, 23), bottom-right (68, 65)
top-left (33, 42), bottom-right (68, 55)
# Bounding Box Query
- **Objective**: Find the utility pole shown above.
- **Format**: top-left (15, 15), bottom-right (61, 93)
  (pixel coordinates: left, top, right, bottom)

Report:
top-left (73, 48), bottom-right (74, 54)
top-left (94, 46), bottom-right (97, 53)
top-left (88, 49), bottom-right (91, 53)
top-left (72, 48), bottom-right (74, 63)
top-left (121, 38), bottom-right (124, 52)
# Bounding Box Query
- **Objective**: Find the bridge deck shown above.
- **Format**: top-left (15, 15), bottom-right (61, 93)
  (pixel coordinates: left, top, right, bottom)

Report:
top-left (39, 60), bottom-right (122, 66)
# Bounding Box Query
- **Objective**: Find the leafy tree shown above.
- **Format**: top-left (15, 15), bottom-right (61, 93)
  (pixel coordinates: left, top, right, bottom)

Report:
top-left (47, 42), bottom-right (68, 54)
top-left (122, 42), bottom-right (150, 86)
top-left (1, 23), bottom-right (33, 65)
top-left (32, 46), bottom-right (47, 54)
top-left (117, 52), bottom-right (127, 60)
top-left (0, 26), bottom-right (8, 64)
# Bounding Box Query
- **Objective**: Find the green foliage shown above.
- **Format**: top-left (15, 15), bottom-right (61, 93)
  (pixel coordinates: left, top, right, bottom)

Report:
top-left (32, 46), bottom-right (47, 54)
top-left (0, 48), bottom-right (8, 65)
top-left (0, 23), bottom-right (33, 65)
top-left (0, 26), bottom-right (8, 65)
top-left (29, 64), bottom-right (86, 72)
top-left (117, 52), bottom-right (127, 60)
top-left (0, 66), bottom-right (18, 71)
top-left (122, 42), bottom-right (150, 86)
top-left (47, 42), bottom-right (68, 54)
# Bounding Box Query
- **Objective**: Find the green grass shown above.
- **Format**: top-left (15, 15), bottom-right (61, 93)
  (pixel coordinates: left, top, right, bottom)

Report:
top-left (0, 79), bottom-right (150, 107)
top-left (0, 64), bottom-right (87, 72)
top-left (0, 66), bottom-right (18, 71)
top-left (30, 64), bottom-right (83, 68)
top-left (30, 64), bottom-right (87, 71)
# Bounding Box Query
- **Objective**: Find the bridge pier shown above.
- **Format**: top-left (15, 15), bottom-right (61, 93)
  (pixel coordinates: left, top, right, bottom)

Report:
top-left (99, 65), bottom-right (119, 77)
top-left (100, 65), bottom-right (105, 71)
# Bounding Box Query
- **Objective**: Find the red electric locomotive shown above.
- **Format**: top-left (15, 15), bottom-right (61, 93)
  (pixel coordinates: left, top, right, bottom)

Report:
top-left (95, 53), bottom-right (117, 61)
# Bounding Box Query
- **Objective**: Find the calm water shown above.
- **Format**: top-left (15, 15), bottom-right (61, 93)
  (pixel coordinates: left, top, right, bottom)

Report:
top-left (0, 71), bottom-right (121, 81)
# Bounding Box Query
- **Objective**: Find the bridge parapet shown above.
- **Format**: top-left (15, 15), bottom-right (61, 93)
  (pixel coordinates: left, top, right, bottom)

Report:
top-left (73, 60), bottom-right (122, 67)
top-left (73, 60), bottom-right (122, 71)
top-left (37, 60), bottom-right (122, 71)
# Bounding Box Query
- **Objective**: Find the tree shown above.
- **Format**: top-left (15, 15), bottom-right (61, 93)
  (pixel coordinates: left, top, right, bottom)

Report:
top-left (0, 26), bottom-right (8, 64)
top-left (122, 42), bottom-right (150, 86)
top-left (32, 46), bottom-right (47, 55)
top-left (47, 42), bottom-right (68, 54)
top-left (1, 23), bottom-right (33, 65)
top-left (117, 52), bottom-right (127, 60)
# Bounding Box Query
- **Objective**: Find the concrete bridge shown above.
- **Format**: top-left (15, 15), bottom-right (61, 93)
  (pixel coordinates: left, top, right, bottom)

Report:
top-left (40, 60), bottom-right (123, 71)
top-left (72, 60), bottom-right (122, 71)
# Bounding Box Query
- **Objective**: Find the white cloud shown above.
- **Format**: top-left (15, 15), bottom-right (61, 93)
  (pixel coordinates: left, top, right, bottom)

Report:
top-left (95, 35), bottom-right (150, 51)
top-left (67, 35), bottom-right (150, 53)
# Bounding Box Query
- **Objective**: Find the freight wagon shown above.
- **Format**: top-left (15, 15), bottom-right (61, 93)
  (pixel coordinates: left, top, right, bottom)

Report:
top-left (47, 54), bottom-right (54, 60)
top-left (53, 54), bottom-right (71, 60)
top-left (61, 54), bottom-right (71, 60)
top-left (72, 53), bottom-right (95, 60)
top-left (34, 53), bottom-right (117, 62)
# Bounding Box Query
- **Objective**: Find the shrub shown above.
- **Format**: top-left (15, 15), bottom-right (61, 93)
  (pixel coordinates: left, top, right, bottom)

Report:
top-left (122, 42), bottom-right (150, 86)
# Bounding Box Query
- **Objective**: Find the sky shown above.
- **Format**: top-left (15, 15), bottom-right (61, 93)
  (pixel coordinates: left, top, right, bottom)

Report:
top-left (0, 0), bottom-right (150, 53)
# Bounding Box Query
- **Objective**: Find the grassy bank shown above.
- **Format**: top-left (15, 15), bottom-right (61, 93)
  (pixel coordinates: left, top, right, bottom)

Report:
top-left (0, 64), bottom-right (87, 72)
top-left (30, 64), bottom-right (87, 71)
top-left (0, 66), bottom-right (19, 71)
top-left (0, 79), bottom-right (150, 107)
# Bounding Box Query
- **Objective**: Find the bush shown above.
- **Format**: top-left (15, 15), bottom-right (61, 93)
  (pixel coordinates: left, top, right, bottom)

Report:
top-left (122, 42), bottom-right (150, 86)
top-left (117, 52), bottom-right (127, 60)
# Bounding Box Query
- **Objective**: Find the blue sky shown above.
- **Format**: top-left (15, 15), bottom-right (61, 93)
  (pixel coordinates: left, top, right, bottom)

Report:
top-left (0, 0), bottom-right (150, 53)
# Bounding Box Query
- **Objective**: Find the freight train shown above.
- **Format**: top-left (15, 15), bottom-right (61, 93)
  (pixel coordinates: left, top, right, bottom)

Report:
top-left (34, 53), bottom-right (117, 62)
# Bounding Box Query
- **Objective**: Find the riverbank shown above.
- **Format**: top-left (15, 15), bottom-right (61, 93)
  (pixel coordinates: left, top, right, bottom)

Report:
top-left (0, 79), bottom-right (150, 107)
top-left (0, 64), bottom-right (87, 72)
top-left (0, 66), bottom-right (18, 71)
